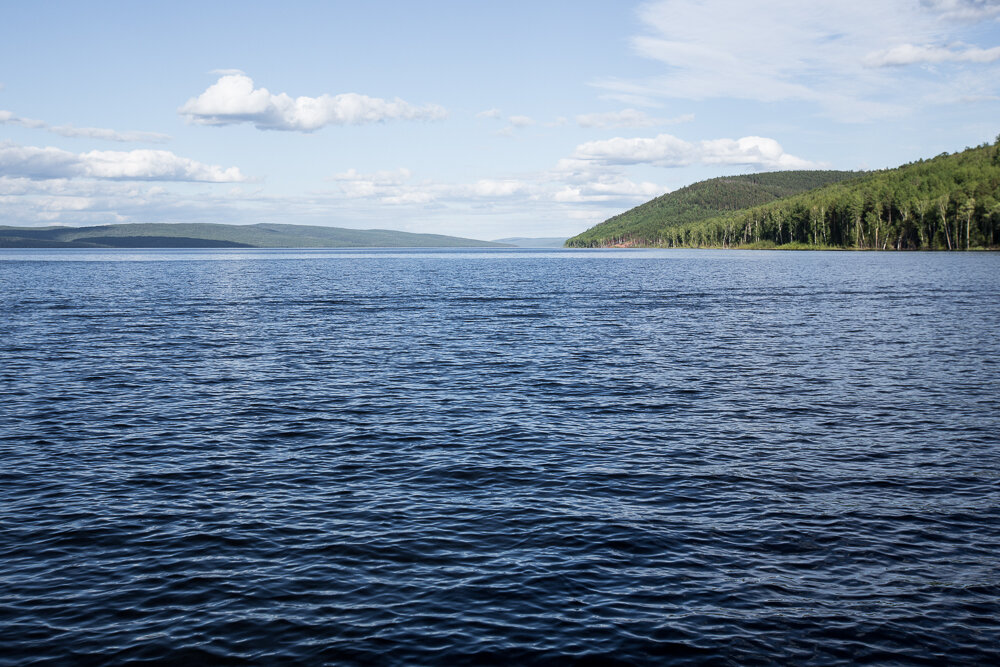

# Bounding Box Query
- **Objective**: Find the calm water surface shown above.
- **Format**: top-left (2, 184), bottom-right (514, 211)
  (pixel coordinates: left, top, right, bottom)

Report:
top-left (1, 248), bottom-right (998, 664)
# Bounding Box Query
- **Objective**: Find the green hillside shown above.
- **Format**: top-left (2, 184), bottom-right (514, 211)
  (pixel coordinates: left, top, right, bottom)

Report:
top-left (651, 139), bottom-right (1000, 250)
top-left (567, 137), bottom-right (1000, 250)
top-left (565, 170), bottom-right (858, 247)
top-left (0, 222), bottom-right (509, 249)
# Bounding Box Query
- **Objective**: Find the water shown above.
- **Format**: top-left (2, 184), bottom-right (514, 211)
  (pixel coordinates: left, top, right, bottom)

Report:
top-left (1, 248), bottom-right (998, 664)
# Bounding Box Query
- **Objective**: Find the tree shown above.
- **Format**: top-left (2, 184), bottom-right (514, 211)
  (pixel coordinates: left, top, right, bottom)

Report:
top-left (959, 198), bottom-right (975, 249)
top-left (938, 195), bottom-right (952, 250)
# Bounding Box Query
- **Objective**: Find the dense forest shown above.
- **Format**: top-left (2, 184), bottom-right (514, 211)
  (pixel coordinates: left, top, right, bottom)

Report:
top-left (567, 138), bottom-right (1000, 250)
top-left (566, 171), bottom-right (857, 247)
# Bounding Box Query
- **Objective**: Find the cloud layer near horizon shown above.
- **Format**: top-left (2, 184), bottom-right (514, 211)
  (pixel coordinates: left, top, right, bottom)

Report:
top-left (0, 142), bottom-right (246, 182)
top-left (179, 73), bottom-right (447, 131)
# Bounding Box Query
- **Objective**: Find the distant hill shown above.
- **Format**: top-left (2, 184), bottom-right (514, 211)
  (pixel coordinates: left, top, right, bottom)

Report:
top-left (0, 223), bottom-right (510, 249)
top-left (565, 170), bottom-right (858, 247)
top-left (493, 237), bottom-right (568, 248)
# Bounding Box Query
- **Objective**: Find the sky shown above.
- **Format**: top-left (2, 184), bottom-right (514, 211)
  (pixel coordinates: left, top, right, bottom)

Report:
top-left (1, 0), bottom-right (999, 240)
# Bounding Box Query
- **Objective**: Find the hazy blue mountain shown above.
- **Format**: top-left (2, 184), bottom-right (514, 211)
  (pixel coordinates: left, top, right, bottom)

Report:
top-left (0, 222), bottom-right (510, 248)
top-left (492, 237), bottom-right (569, 248)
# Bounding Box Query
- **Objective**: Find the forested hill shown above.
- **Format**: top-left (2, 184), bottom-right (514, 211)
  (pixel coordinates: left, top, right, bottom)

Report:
top-left (0, 223), bottom-right (509, 248)
top-left (565, 170), bottom-right (858, 247)
top-left (638, 139), bottom-right (1000, 250)
top-left (567, 138), bottom-right (1000, 250)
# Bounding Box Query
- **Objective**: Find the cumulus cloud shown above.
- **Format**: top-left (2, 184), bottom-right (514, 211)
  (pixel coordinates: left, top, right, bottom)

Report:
top-left (179, 73), bottom-right (447, 131)
top-left (569, 133), bottom-right (819, 170)
top-left (475, 108), bottom-right (503, 119)
top-left (576, 109), bottom-right (694, 128)
top-left (864, 43), bottom-right (1000, 66)
top-left (0, 110), bottom-right (170, 143)
top-left (596, 0), bottom-right (1000, 121)
top-left (0, 142), bottom-right (246, 182)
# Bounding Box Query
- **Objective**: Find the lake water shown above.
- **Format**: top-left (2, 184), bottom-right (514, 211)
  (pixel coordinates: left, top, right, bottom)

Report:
top-left (1, 248), bottom-right (999, 664)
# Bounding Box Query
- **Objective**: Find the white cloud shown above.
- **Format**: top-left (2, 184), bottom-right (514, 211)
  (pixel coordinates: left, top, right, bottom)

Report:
top-left (49, 125), bottom-right (171, 143)
top-left (81, 149), bottom-right (245, 181)
top-left (496, 115), bottom-right (539, 137)
top-left (179, 73), bottom-right (447, 131)
top-left (507, 115), bottom-right (535, 128)
top-left (328, 167), bottom-right (532, 204)
top-left (554, 176), bottom-right (664, 203)
top-left (864, 43), bottom-right (1000, 66)
top-left (332, 167), bottom-right (412, 185)
top-left (922, 0), bottom-right (1000, 21)
top-left (467, 179), bottom-right (527, 197)
top-left (376, 167), bottom-right (664, 209)
top-left (596, 0), bottom-right (1000, 121)
top-left (576, 109), bottom-right (694, 128)
top-left (0, 109), bottom-right (170, 143)
top-left (570, 133), bottom-right (819, 169)
top-left (330, 167), bottom-right (414, 198)
top-left (0, 111), bottom-right (46, 129)
top-left (476, 110), bottom-right (547, 135)
top-left (0, 142), bottom-right (246, 182)
top-left (323, 165), bottom-right (668, 213)
top-left (0, 175), bottom-right (259, 226)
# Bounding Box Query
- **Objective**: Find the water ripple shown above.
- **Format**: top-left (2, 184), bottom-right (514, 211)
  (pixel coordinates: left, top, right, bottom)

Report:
top-left (1, 248), bottom-right (999, 664)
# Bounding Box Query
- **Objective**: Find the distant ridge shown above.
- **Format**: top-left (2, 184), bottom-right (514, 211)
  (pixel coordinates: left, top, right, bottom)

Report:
top-left (0, 223), bottom-right (510, 249)
top-left (492, 237), bottom-right (568, 248)
top-left (566, 171), bottom-right (857, 247)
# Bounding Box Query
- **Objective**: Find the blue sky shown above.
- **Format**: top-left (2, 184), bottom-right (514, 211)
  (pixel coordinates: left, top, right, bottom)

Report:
top-left (1, 0), bottom-right (998, 239)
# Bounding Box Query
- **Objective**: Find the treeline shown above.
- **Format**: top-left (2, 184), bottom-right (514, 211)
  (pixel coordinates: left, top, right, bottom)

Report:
top-left (574, 138), bottom-right (1000, 250)
top-left (566, 171), bottom-right (857, 247)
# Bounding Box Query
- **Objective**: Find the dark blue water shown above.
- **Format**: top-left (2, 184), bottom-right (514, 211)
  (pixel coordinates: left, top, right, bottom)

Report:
top-left (2, 248), bottom-right (999, 665)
